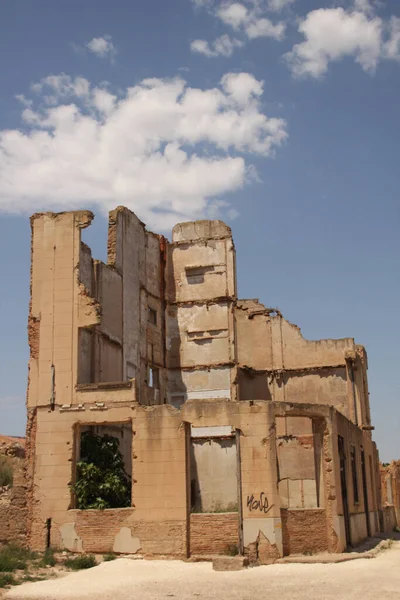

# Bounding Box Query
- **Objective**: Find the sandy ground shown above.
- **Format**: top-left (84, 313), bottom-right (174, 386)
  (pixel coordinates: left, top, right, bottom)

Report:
top-left (5, 542), bottom-right (400, 600)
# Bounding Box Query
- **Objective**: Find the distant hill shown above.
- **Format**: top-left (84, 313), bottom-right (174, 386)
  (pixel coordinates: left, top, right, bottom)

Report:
top-left (0, 435), bottom-right (25, 459)
top-left (0, 435), bottom-right (25, 446)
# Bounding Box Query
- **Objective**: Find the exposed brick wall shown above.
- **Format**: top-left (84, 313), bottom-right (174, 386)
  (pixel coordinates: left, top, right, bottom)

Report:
top-left (74, 509), bottom-right (135, 553)
top-left (281, 509), bottom-right (328, 555)
top-left (190, 513), bottom-right (238, 555)
top-left (74, 509), bottom-right (186, 556)
top-left (25, 409), bottom-right (37, 548)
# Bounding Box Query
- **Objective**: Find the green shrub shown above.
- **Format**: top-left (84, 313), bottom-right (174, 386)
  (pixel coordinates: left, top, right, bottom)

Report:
top-left (224, 543), bottom-right (239, 556)
top-left (21, 574), bottom-right (46, 582)
top-left (64, 554), bottom-right (97, 570)
top-left (39, 548), bottom-right (56, 567)
top-left (103, 553), bottom-right (117, 561)
top-left (0, 573), bottom-right (16, 588)
top-left (0, 544), bottom-right (36, 572)
top-left (71, 432), bottom-right (131, 510)
top-left (0, 456), bottom-right (13, 487)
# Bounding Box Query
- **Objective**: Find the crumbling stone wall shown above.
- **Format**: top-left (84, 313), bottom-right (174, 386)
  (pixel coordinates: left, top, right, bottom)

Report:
top-left (235, 301), bottom-right (371, 428)
top-left (380, 460), bottom-right (400, 530)
top-left (0, 439), bottom-right (27, 546)
top-left (0, 478), bottom-right (27, 546)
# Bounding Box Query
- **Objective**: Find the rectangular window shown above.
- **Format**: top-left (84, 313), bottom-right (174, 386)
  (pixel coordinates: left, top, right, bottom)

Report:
top-left (186, 328), bottom-right (228, 342)
top-left (148, 366), bottom-right (159, 389)
top-left (369, 456), bottom-right (374, 494)
top-left (169, 394), bottom-right (185, 409)
top-left (190, 428), bottom-right (238, 513)
top-left (148, 308), bottom-right (157, 325)
top-left (386, 477), bottom-right (393, 505)
top-left (73, 423), bottom-right (132, 510)
top-left (185, 265), bottom-right (215, 284)
top-left (350, 445), bottom-right (359, 504)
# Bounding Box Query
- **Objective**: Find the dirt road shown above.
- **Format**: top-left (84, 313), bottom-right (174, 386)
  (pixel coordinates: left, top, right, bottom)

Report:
top-left (5, 542), bottom-right (400, 600)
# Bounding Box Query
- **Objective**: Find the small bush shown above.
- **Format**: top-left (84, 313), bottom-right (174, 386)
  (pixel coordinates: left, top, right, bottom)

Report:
top-left (0, 456), bottom-right (13, 487)
top-left (0, 544), bottom-right (32, 572)
top-left (224, 543), bottom-right (239, 556)
top-left (72, 432), bottom-right (131, 510)
top-left (21, 574), bottom-right (46, 582)
top-left (64, 554), bottom-right (97, 570)
top-left (103, 553), bottom-right (117, 562)
top-left (0, 573), bottom-right (16, 588)
top-left (39, 548), bottom-right (56, 567)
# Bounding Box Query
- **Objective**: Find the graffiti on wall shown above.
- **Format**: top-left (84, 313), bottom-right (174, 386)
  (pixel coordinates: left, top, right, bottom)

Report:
top-left (246, 492), bottom-right (273, 514)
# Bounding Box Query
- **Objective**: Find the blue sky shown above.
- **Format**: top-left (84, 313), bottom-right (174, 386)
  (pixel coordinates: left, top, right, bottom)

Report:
top-left (0, 0), bottom-right (399, 460)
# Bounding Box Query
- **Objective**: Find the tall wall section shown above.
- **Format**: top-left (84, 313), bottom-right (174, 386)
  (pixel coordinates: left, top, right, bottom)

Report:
top-left (166, 221), bottom-right (237, 405)
top-left (27, 207), bottom-right (167, 410)
top-left (26, 208), bottom-right (167, 547)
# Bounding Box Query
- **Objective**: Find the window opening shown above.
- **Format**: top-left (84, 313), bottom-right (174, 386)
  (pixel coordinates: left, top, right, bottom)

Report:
top-left (190, 427), bottom-right (238, 513)
top-left (350, 445), bottom-right (359, 504)
top-left (72, 423), bottom-right (132, 509)
top-left (148, 366), bottom-right (160, 389)
top-left (148, 308), bottom-right (157, 325)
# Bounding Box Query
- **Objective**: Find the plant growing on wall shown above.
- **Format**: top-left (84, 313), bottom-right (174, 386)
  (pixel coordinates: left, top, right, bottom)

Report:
top-left (72, 432), bottom-right (131, 510)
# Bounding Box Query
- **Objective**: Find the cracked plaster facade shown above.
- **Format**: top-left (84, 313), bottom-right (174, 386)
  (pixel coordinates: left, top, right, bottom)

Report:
top-left (24, 207), bottom-right (385, 562)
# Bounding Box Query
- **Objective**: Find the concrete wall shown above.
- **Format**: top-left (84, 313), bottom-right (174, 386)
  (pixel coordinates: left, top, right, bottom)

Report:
top-left (334, 411), bottom-right (380, 546)
top-left (28, 208), bottom-right (167, 410)
top-left (276, 416), bottom-right (321, 510)
top-left (27, 399), bottom-right (284, 562)
top-left (26, 397), bottom-right (368, 561)
top-left (235, 301), bottom-right (372, 427)
top-left (166, 219), bottom-right (236, 406)
top-left (28, 207), bottom-right (373, 423)
top-left (190, 436), bottom-right (237, 513)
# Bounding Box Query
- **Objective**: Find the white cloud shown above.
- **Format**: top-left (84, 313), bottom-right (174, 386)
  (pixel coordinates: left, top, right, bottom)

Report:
top-left (31, 74), bottom-right (90, 100)
top-left (220, 72), bottom-right (263, 104)
top-left (384, 16), bottom-right (400, 61)
top-left (216, 2), bottom-right (285, 40)
top-left (285, 7), bottom-right (383, 78)
top-left (15, 94), bottom-right (32, 108)
top-left (267, 0), bottom-right (295, 12)
top-left (190, 40), bottom-right (213, 56)
top-left (86, 35), bottom-right (116, 61)
top-left (191, 0), bottom-right (286, 54)
top-left (0, 73), bottom-right (287, 230)
top-left (191, 35), bottom-right (243, 57)
top-left (217, 2), bottom-right (249, 29)
top-left (191, 0), bottom-right (213, 7)
top-left (353, 0), bottom-right (376, 16)
top-left (245, 17), bottom-right (285, 40)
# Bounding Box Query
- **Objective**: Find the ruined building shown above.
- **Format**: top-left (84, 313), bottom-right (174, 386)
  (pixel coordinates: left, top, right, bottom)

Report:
top-left (380, 461), bottom-right (400, 532)
top-left (25, 207), bottom-right (388, 561)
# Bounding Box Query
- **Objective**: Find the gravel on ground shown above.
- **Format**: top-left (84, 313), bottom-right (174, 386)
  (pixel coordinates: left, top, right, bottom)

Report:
top-left (5, 541), bottom-right (400, 600)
